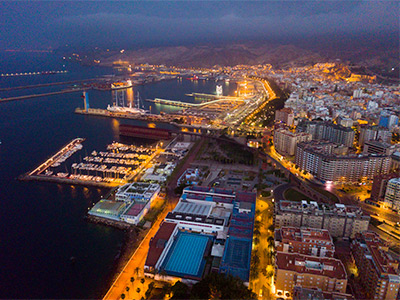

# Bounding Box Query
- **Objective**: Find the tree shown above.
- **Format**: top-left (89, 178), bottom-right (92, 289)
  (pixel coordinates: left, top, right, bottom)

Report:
top-left (254, 228), bottom-right (261, 237)
top-left (130, 277), bottom-right (135, 286)
top-left (170, 281), bottom-right (190, 299)
top-left (136, 287), bottom-right (141, 294)
top-left (135, 267), bottom-right (141, 278)
top-left (191, 273), bottom-right (257, 299)
top-left (121, 293), bottom-right (125, 300)
top-left (253, 236), bottom-right (260, 245)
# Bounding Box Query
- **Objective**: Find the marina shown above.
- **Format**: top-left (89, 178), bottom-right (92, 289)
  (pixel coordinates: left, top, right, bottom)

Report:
top-left (21, 140), bottom-right (165, 188)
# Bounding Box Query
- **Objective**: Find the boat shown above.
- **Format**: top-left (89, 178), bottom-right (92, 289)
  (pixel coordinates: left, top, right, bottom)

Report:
top-left (107, 91), bottom-right (149, 115)
top-left (111, 79), bottom-right (133, 90)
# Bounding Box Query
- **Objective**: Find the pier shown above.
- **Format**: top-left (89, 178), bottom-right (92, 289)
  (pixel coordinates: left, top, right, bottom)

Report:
top-left (146, 97), bottom-right (245, 108)
top-left (0, 88), bottom-right (85, 102)
top-left (0, 78), bottom-right (96, 92)
top-left (27, 138), bottom-right (85, 176)
top-left (187, 92), bottom-right (242, 101)
top-left (0, 70), bottom-right (67, 77)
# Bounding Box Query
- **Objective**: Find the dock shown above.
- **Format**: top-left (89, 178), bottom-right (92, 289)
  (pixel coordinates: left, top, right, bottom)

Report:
top-left (146, 97), bottom-right (245, 108)
top-left (28, 138), bottom-right (85, 176)
top-left (75, 107), bottom-right (176, 124)
top-left (0, 88), bottom-right (85, 102)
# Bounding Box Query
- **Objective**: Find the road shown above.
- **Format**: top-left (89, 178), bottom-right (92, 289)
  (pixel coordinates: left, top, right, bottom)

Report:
top-left (103, 137), bottom-right (205, 300)
top-left (251, 196), bottom-right (275, 300)
top-left (103, 205), bottom-right (171, 300)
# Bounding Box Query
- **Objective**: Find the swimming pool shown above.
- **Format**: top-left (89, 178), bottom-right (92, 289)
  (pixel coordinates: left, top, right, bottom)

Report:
top-left (163, 232), bottom-right (210, 277)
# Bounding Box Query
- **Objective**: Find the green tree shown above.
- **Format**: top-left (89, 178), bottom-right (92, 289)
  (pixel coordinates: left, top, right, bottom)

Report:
top-left (191, 273), bottom-right (257, 299)
top-left (170, 281), bottom-right (190, 299)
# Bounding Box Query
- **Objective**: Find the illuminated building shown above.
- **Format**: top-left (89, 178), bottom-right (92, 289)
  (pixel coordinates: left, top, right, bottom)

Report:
top-left (351, 231), bottom-right (400, 300)
top-left (275, 227), bottom-right (335, 257)
top-left (274, 128), bottom-right (312, 156)
top-left (295, 141), bottom-right (391, 183)
top-left (274, 200), bottom-right (369, 238)
top-left (299, 121), bottom-right (355, 148)
top-left (275, 108), bottom-right (295, 127)
top-left (383, 177), bottom-right (400, 211)
top-left (274, 252), bottom-right (347, 298)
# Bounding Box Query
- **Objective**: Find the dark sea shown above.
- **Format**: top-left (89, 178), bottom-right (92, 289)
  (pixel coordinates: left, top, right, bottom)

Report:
top-left (0, 51), bottom-right (236, 299)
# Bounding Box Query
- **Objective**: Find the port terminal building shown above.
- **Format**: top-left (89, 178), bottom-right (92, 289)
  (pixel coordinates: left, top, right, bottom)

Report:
top-left (143, 186), bottom-right (256, 285)
top-left (88, 182), bottom-right (160, 225)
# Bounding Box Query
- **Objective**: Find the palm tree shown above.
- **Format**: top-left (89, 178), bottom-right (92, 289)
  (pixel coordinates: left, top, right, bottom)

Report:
top-left (140, 277), bottom-right (145, 290)
top-left (126, 287), bottom-right (130, 299)
top-left (253, 236), bottom-right (260, 245)
top-left (136, 287), bottom-right (141, 295)
top-left (121, 293), bottom-right (125, 300)
top-left (130, 276), bottom-right (135, 286)
top-left (135, 267), bottom-right (141, 278)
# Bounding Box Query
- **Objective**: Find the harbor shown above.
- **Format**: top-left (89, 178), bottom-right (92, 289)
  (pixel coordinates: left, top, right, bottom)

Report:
top-left (20, 139), bottom-right (165, 188)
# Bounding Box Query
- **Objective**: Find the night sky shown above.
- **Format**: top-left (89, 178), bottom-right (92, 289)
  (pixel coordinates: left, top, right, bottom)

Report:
top-left (1, 1), bottom-right (398, 50)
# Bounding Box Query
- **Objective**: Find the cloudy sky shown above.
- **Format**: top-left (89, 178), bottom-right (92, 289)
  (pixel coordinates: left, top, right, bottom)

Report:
top-left (1, 1), bottom-right (398, 50)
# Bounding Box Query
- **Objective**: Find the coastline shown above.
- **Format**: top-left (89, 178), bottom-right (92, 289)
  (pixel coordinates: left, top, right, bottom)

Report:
top-left (87, 216), bottom-right (150, 299)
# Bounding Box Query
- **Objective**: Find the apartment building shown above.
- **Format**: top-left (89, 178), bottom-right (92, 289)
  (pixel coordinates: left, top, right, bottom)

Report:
top-left (351, 231), bottom-right (400, 300)
top-left (274, 200), bottom-right (370, 238)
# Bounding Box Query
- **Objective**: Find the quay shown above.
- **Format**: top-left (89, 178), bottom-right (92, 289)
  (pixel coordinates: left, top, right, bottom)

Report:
top-left (20, 174), bottom-right (118, 188)
top-left (0, 78), bottom-right (96, 92)
top-left (28, 138), bottom-right (85, 176)
top-left (75, 107), bottom-right (173, 124)
top-left (146, 97), bottom-right (245, 108)
top-left (187, 92), bottom-right (242, 101)
top-left (0, 88), bottom-right (85, 102)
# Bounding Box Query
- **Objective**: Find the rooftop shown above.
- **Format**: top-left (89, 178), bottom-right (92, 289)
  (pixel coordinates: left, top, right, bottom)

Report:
top-left (161, 231), bottom-right (212, 280)
top-left (276, 252), bottom-right (347, 280)
top-left (277, 226), bottom-right (334, 245)
top-left (145, 222), bottom-right (177, 268)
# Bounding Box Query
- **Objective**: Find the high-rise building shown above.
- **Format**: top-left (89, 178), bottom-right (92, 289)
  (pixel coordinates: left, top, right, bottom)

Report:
top-left (295, 141), bottom-right (391, 183)
top-left (363, 141), bottom-right (396, 156)
top-left (274, 128), bottom-right (312, 156)
top-left (359, 126), bottom-right (392, 146)
top-left (275, 227), bottom-right (335, 257)
top-left (351, 231), bottom-right (400, 300)
top-left (274, 200), bottom-right (370, 238)
top-left (275, 108), bottom-right (295, 127)
top-left (383, 177), bottom-right (400, 211)
top-left (371, 172), bottom-right (400, 202)
top-left (379, 114), bottom-right (399, 130)
top-left (300, 121), bottom-right (355, 148)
